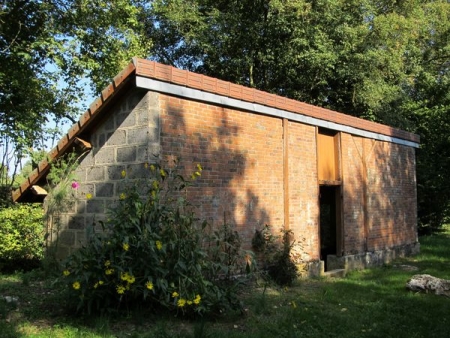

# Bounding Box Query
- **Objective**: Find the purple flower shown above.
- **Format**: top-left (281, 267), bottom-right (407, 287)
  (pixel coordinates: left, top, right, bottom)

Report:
top-left (71, 182), bottom-right (80, 189)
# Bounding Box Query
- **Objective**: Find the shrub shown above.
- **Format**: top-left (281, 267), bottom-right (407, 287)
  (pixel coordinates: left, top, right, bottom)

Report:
top-left (0, 204), bottom-right (44, 272)
top-left (60, 164), bottom-right (252, 315)
top-left (252, 225), bottom-right (298, 286)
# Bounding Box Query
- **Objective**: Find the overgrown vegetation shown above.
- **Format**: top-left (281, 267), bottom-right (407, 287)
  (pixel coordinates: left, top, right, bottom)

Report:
top-left (43, 151), bottom-right (83, 269)
top-left (59, 164), bottom-right (253, 316)
top-left (252, 225), bottom-right (298, 286)
top-left (1, 227), bottom-right (449, 337)
top-left (0, 204), bottom-right (44, 272)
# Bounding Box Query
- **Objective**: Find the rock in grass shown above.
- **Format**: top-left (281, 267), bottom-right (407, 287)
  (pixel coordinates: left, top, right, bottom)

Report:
top-left (406, 274), bottom-right (450, 297)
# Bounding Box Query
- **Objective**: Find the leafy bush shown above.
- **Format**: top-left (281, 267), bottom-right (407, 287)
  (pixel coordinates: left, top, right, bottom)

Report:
top-left (252, 225), bottom-right (298, 286)
top-left (0, 204), bottom-right (44, 272)
top-left (60, 164), bottom-right (252, 315)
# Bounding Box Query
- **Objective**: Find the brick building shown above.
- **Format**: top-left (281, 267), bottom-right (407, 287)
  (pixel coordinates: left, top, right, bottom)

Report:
top-left (14, 58), bottom-right (420, 276)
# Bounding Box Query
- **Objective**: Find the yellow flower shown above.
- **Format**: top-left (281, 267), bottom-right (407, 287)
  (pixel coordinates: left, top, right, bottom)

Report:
top-left (172, 291), bottom-right (179, 298)
top-left (72, 281), bottom-right (81, 290)
top-left (94, 282), bottom-right (99, 289)
top-left (160, 169), bottom-right (166, 177)
top-left (291, 301), bottom-right (297, 309)
top-left (152, 180), bottom-right (159, 189)
top-left (119, 193), bottom-right (126, 200)
top-left (187, 300), bottom-right (193, 305)
top-left (116, 285), bottom-right (126, 294)
top-left (177, 298), bottom-right (186, 307)
top-left (105, 268), bottom-right (114, 275)
top-left (63, 270), bottom-right (70, 276)
top-left (99, 281), bottom-right (104, 285)
top-left (146, 281), bottom-right (154, 290)
top-left (122, 243), bottom-right (129, 251)
top-left (193, 294), bottom-right (201, 305)
top-left (121, 170), bottom-right (126, 178)
top-left (86, 193), bottom-right (93, 200)
top-left (120, 272), bottom-right (129, 281)
top-left (197, 163), bottom-right (203, 171)
top-left (128, 275), bottom-right (135, 284)
top-left (150, 164), bottom-right (156, 171)
top-left (104, 260), bottom-right (111, 267)
top-left (156, 240), bottom-right (162, 250)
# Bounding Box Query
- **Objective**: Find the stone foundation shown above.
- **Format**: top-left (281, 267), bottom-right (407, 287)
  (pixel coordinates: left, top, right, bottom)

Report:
top-left (327, 242), bottom-right (421, 271)
top-left (297, 242), bottom-right (420, 278)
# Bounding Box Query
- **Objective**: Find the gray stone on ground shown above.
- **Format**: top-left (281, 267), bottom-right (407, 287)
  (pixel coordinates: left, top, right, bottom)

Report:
top-left (406, 274), bottom-right (450, 297)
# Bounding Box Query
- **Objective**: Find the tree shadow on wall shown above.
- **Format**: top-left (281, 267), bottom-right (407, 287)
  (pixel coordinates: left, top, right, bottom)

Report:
top-left (160, 98), bottom-right (274, 250)
top-left (338, 135), bottom-right (418, 262)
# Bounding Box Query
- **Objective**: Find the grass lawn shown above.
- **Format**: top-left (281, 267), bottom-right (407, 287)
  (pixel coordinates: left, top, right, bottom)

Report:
top-left (1, 226), bottom-right (449, 338)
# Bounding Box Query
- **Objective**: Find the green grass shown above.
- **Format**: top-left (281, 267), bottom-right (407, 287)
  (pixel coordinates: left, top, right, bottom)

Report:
top-left (1, 226), bottom-right (450, 337)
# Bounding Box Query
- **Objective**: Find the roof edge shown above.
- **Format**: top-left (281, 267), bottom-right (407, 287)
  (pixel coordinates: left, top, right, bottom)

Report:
top-left (12, 61), bottom-right (137, 203)
top-left (133, 58), bottom-right (419, 144)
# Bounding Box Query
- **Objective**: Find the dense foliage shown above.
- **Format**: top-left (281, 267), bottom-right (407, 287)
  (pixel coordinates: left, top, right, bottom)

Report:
top-left (0, 204), bottom-right (44, 272)
top-left (60, 164), bottom-right (253, 315)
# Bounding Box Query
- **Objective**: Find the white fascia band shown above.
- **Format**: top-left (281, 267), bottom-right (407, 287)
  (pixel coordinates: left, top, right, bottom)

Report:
top-left (136, 76), bottom-right (420, 149)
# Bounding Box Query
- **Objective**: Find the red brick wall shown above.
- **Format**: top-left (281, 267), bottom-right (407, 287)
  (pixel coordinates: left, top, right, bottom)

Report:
top-left (341, 134), bottom-right (418, 255)
top-left (159, 94), bottom-right (285, 247)
top-left (158, 92), bottom-right (418, 259)
top-left (288, 122), bottom-right (320, 261)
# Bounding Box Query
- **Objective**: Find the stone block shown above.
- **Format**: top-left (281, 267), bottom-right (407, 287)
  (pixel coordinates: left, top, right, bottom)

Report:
top-left (117, 146), bottom-right (137, 163)
top-left (68, 216), bottom-right (85, 230)
top-left (75, 231), bottom-right (87, 247)
top-left (116, 111), bottom-right (135, 128)
top-left (79, 151), bottom-right (94, 167)
top-left (128, 91), bottom-right (147, 111)
top-left (102, 115), bottom-right (115, 132)
top-left (95, 147), bottom-right (114, 164)
top-left (86, 166), bottom-right (105, 182)
top-left (77, 200), bottom-right (86, 213)
top-left (128, 126), bottom-right (150, 145)
top-left (78, 183), bottom-right (94, 197)
top-left (107, 165), bottom-right (126, 180)
top-left (97, 133), bottom-right (107, 148)
top-left (95, 183), bottom-right (114, 197)
top-left (86, 199), bottom-right (105, 214)
top-left (126, 163), bottom-right (150, 179)
top-left (58, 231), bottom-right (75, 246)
top-left (107, 129), bottom-right (126, 146)
top-left (137, 146), bottom-right (149, 163)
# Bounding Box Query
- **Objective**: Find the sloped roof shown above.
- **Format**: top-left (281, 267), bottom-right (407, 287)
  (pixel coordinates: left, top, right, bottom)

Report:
top-left (13, 57), bottom-right (420, 202)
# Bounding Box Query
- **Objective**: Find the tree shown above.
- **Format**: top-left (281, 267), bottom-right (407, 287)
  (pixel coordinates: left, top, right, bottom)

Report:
top-left (0, 0), bottom-right (150, 190)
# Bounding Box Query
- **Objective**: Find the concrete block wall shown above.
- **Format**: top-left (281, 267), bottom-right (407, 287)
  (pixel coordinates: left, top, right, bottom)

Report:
top-left (53, 91), bottom-right (160, 258)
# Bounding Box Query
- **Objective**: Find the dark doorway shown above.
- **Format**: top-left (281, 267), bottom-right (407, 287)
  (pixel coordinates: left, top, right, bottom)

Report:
top-left (319, 185), bottom-right (341, 270)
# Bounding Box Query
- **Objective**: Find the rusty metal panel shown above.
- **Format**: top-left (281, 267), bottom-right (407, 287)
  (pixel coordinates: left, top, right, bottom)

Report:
top-left (318, 131), bottom-right (338, 181)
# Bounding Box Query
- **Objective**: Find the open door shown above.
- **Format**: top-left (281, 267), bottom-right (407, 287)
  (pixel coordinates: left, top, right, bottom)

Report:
top-left (317, 128), bottom-right (343, 271)
top-left (319, 185), bottom-right (343, 270)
